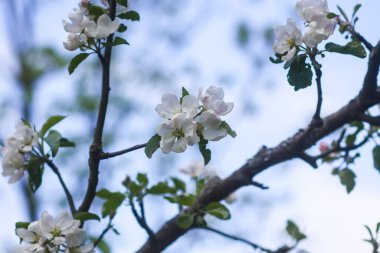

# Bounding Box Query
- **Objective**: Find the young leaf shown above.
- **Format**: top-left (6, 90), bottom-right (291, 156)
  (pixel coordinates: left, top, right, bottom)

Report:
top-left (137, 173), bottom-right (149, 188)
top-left (88, 5), bottom-right (104, 18)
top-left (176, 213), bottom-right (194, 229)
top-left (195, 215), bottom-right (207, 227)
top-left (118, 11), bottom-right (140, 21)
top-left (325, 41), bottom-right (367, 58)
top-left (199, 136), bottom-right (211, 165)
top-left (327, 12), bottom-right (338, 19)
top-left (372, 146), bottom-right (380, 173)
top-left (269, 56), bottom-right (283, 64)
top-left (103, 37), bottom-right (130, 47)
top-left (15, 222), bottom-right (30, 230)
top-left (339, 168), bottom-right (356, 193)
top-left (89, 237), bottom-right (110, 253)
top-left (116, 0), bottom-right (128, 8)
top-left (96, 189), bottom-right (126, 218)
top-left (176, 194), bottom-right (196, 206)
top-left (171, 177), bottom-right (186, 192)
top-left (45, 130), bottom-right (62, 157)
top-left (352, 4), bottom-right (362, 18)
top-left (220, 121), bottom-right (237, 138)
top-left (287, 54), bottom-right (313, 91)
top-left (68, 53), bottom-right (90, 74)
top-left (117, 24), bottom-right (128, 33)
top-left (180, 87), bottom-right (190, 104)
top-left (40, 115), bottom-right (65, 137)
top-left (73, 211), bottom-right (101, 222)
top-left (286, 220), bottom-right (307, 242)
top-left (26, 156), bottom-right (44, 192)
top-left (206, 202), bottom-right (231, 220)
top-left (145, 134), bottom-right (161, 158)
top-left (59, 137), bottom-right (76, 148)
top-left (147, 182), bottom-right (175, 195)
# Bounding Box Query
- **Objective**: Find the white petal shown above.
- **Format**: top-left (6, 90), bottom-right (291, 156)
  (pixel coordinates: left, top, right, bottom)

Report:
top-left (172, 138), bottom-right (187, 153)
top-left (160, 135), bottom-right (175, 154)
top-left (181, 95), bottom-right (199, 118)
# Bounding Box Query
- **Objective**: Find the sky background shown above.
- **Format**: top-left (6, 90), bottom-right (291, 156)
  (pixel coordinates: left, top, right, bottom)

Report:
top-left (1, 0), bottom-right (380, 253)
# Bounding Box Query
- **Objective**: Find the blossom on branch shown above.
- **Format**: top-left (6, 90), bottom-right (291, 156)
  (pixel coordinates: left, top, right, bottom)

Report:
top-left (273, 18), bottom-right (303, 61)
top-left (198, 86), bottom-right (234, 116)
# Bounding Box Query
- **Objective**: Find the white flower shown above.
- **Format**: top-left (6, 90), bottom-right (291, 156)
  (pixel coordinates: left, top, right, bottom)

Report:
top-left (63, 33), bottom-right (83, 51)
top-left (179, 161), bottom-right (205, 178)
top-left (155, 94), bottom-right (199, 119)
top-left (83, 14), bottom-right (120, 39)
top-left (296, 0), bottom-right (329, 22)
top-left (273, 18), bottom-right (303, 61)
top-left (1, 147), bottom-right (25, 183)
top-left (65, 229), bottom-right (94, 253)
top-left (40, 211), bottom-right (80, 243)
top-left (63, 8), bottom-right (86, 34)
top-left (296, 0), bottom-right (336, 48)
top-left (198, 86), bottom-right (234, 116)
top-left (200, 111), bottom-right (227, 141)
top-left (303, 13), bottom-right (336, 48)
top-left (13, 122), bottom-right (38, 152)
top-left (157, 113), bottom-right (200, 154)
top-left (16, 221), bottom-right (47, 253)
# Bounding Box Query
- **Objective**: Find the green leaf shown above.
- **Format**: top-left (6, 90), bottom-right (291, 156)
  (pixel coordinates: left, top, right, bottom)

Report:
top-left (199, 136), bottom-right (211, 165)
top-left (269, 56), bottom-right (283, 64)
top-left (68, 53), bottom-right (90, 74)
top-left (45, 130), bottom-right (62, 157)
top-left (103, 37), bottom-right (130, 47)
top-left (20, 119), bottom-right (32, 128)
top-left (15, 222), bottom-right (30, 230)
top-left (372, 146), bottom-right (380, 173)
top-left (118, 11), bottom-right (140, 21)
top-left (40, 115), bottom-right (65, 137)
top-left (88, 5), bottom-right (104, 18)
top-left (145, 134), bottom-right (161, 158)
top-left (73, 211), bottom-right (101, 222)
top-left (287, 54), bottom-right (313, 91)
top-left (206, 202), bottom-right (231, 220)
top-left (176, 194), bottom-right (196, 206)
top-left (26, 156), bottom-right (44, 192)
top-left (128, 181), bottom-right (143, 196)
top-left (337, 5), bottom-right (349, 22)
top-left (325, 41), bottom-right (367, 58)
top-left (117, 24), bottom-right (128, 33)
top-left (147, 182), bottom-right (175, 195)
top-left (137, 173), bottom-right (149, 188)
top-left (176, 213), bottom-right (194, 229)
top-left (59, 137), bottom-right (76, 148)
top-left (96, 189), bottom-right (126, 218)
top-left (327, 12), bottom-right (338, 19)
top-left (195, 178), bottom-right (205, 196)
top-left (90, 237), bottom-right (110, 253)
top-left (195, 215), bottom-right (207, 227)
top-left (116, 0), bottom-right (128, 7)
top-left (180, 87), bottom-right (190, 104)
top-left (352, 4), bottom-right (362, 17)
top-left (171, 177), bottom-right (186, 192)
top-left (112, 228), bottom-right (120, 235)
top-left (220, 121), bottom-right (237, 138)
top-left (286, 220), bottom-right (307, 242)
top-left (339, 168), bottom-right (356, 193)
top-left (345, 134), bottom-right (356, 146)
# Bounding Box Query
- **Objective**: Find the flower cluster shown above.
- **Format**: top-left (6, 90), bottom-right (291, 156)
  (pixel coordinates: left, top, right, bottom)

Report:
top-left (62, 0), bottom-right (120, 51)
top-left (273, 0), bottom-right (337, 60)
top-left (1, 122), bottom-right (38, 183)
top-left (16, 211), bottom-right (93, 253)
top-left (155, 86), bottom-right (234, 154)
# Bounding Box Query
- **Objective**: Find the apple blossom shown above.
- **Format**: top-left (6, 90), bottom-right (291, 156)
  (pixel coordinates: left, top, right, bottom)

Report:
top-left (63, 8), bottom-right (86, 34)
top-left (199, 111), bottom-right (227, 141)
top-left (16, 221), bottom-right (48, 253)
top-left (40, 211), bottom-right (81, 243)
top-left (63, 33), bottom-right (83, 51)
top-left (65, 229), bottom-right (94, 253)
top-left (157, 113), bottom-right (199, 154)
top-left (13, 122), bottom-right (38, 152)
top-left (179, 161), bottom-right (205, 178)
top-left (273, 18), bottom-right (303, 61)
top-left (198, 86), bottom-right (234, 116)
top-left (83, 14), bottom-right (120, 39)
top-left (296, 0), bottom-right (329, 22)
top-left (155, 94), bottom-right (199, 119)
top-left (303, 13), bottom-right (336, 48)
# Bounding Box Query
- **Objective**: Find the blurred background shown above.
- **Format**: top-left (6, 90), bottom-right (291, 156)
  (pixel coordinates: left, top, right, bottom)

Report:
top-left (1, 0), bottom-right (380, 252)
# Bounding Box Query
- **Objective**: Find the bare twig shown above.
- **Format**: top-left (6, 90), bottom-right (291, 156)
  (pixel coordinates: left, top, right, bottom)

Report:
top-left (40, 156), bottom-right (76, 214)
top-left (79, 0), bottom-right (117, 213)
top-left (200, 226), bottom-right (272, 252)
top-left (251, 180), bottom-right (269, 190)
top-left (100, 143), bottom-right (147, 160)
top-left (93, 214), bottom-right (116, 248)
top-left (298, 152), bottom-right (318, 169)
top-left (130, 197), bottom-right (155, 238)
top-left (360, 114), bottom-right (380, 126)
top-left (310, 53), bottom-right (323, 127)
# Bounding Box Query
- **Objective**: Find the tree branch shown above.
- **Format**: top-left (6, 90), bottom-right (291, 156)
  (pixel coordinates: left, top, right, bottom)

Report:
top-left (360, 114), bottom-right (380, 126)
top-left (200, 226), bottom-right (272, 252)
top-left (310, 53), bottom-right (323, 127)
top-left (100, 143), bottom-right (147, 160)
top-left (93, 214), bottom-right (115, 248)
top-left (130, 197), bottom-right (155, 239)
top-left (360, 40), bottom-right (380, 99)
top-left (40, 156), bottom-right (76, 214)
top-left (135, 41), bottom-right (380, 253)
top-left (79, 0), bottom-right (117, 213)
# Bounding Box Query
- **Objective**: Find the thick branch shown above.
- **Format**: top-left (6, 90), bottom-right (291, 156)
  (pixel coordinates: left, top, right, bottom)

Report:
top-left (78, 0), bottom-right (117, 212)
top-left (360, 40), bottom-right (380, 99)
top-left (100, 143), bottom-right (146, 160)
top-left (136, 41), bottom-right (380, 253)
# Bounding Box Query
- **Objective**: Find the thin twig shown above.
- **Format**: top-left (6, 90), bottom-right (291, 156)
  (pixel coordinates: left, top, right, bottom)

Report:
top-left (93, 215), bottom-right (115, 248)
top-left (100, 143), bottom-right (147, 160)
top-left (79, 0), bottom-right (117, 213)
top-left (251, 180), bottom-right (269, 190)
top-left (360, 114), bottom-right (380, 126)
top-left (130, 197), bottom-right (155, 238)
top-left (298, 152), bottom-right (318, 168)
top-left (200, 226), bottom-right (272, 252)
top-left (40, 156), bottom-right (76, 214)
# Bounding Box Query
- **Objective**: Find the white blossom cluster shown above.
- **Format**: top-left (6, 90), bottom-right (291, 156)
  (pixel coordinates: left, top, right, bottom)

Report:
top-left (1, 122), bottom-right (38, 183)
top-left (155, 86), bottom-right (234, 154)
top-left (16, 211), bottom-right (93, 253)
top-left (62, 0), bottom-right (121, 51)
top-left (273, 0), bottom-right (337, 60)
